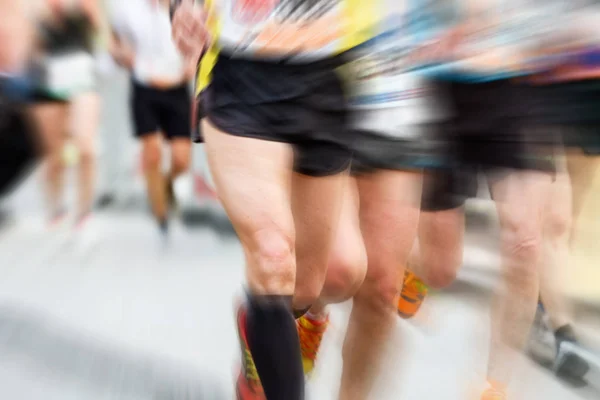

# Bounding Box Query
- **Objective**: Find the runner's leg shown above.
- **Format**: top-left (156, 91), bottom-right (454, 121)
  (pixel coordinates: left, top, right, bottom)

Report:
top-left (296, 177), bottom-right (367, 375)
top-left (314, 178), bottom-right (366, 306)
top-left (71, 92), bottom-right (100, 221)
top-left (292, 170), bottom-right (353, 310)
top-left (406, 169), bottom-right (468, 291)
top-left (540, 151), bottom-right (573, 331)
top-left (140, 133), bottom-right (168, 227)
top-left (339, 169), bottom-right (421, 400)
top-left (203, 120), bottom-right (305, 400)
top-left (32, 102), bottom-right (69, 221)
top-left (486, 169), bottom-right (550, 389)
top-left (566, 148), bottom-right (600, 229)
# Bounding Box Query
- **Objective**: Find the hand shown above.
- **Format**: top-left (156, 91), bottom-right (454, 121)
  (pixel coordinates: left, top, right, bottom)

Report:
top-left (172, 0), bottom-right (210, 65)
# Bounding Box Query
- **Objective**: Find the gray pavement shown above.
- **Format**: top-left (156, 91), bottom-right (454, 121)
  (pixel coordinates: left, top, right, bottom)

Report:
top-left (0, 174), bottom-right (598, 400)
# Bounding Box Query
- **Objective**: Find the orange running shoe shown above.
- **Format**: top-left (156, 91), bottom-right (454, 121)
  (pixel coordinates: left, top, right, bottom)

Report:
top-left (480, 387), bottom-right (507, 400)
top-left (235, 306), bottom-right (265, 400)
top-left (297, 313), bottom-right (329, 375)
top-left (397, 270), bottom-right (429, 319)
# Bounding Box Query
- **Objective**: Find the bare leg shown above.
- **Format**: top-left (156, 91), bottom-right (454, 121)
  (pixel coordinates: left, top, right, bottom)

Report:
top-left (407, 208), bottom-right (465, 290)
top-left (169, 138), bottom-right (191, 178)
top-left (540, 155), bottom-right (573, 330)
top-left (339, 170), bottom-right (421, 400)
top-left (140, 133), bottom-right (168, 223)
top-left (487, 170), bottom-right (550, 388)
top-left (203, 120), bottom-right (313, 400)
top-left (293, 173), bottom-right (363, 311)
top-left (566, 149), bottom-right (600, 236)
top-left (312, 177), bottom-right (366, 311)
top-left (71, 92), bottom-right (100, 218)
top-left (32, 102), bottom-right (69, 219)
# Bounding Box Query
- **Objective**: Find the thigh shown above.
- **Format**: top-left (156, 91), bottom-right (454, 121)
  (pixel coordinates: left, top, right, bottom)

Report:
top-left (140, 132), bottom-right (164, 165)
top-left (566, 148), bottom-right (600, 222)
top-left (202, 118), bottom-right (295, 246)
top-left (30, 102), bottom-right (69, 154)
top-left (292, 167), bottom-right (349, 296)
top-left (358, 170), bottom-right (422, 283)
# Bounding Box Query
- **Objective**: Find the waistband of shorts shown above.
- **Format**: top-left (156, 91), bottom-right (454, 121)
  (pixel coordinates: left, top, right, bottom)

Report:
top-left (217, 50), bottom-right (350, 71)
top-left (131, 79), bottom-right (188, 93)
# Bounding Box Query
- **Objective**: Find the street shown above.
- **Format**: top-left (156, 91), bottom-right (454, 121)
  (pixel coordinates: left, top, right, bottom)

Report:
top-left (0, 174), bottom-right (597, 400)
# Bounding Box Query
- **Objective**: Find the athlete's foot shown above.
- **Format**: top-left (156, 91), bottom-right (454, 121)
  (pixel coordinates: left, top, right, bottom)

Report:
top-left (480, 387), bottom-right (507, 400)
top-left (297, 312), bottom-right (329, 376)
top-left (235, 305), bottom-right (265, 400)
top-left (48, 208), bottom-right (68, 229)
top-left (158, 218), bottom-right (169, 242)
top-left (554, 325), bottom-right (590, 380)
top-left (397, 270), bottom-right (429, 319)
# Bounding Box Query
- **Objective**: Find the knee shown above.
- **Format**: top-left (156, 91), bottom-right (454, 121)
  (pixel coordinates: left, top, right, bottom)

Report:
top-left (171, 152), bottom-right (190, 176)
top-left (544, 208), bottom-right (571, 243)
top-left (501, 222), bottom-right (543, 274)
top-left (143, 144), bottom-right (162, 171)
top-left (354, 267), bottom-right (400, 314)
top-left (321, 245), bottom-right (368, 302)
top-left (47, 153), bottom-right (62, 169)
top-left (246, 227), bottom-right (296, 294)
top-left (420, 251), bottom-right (461, 289)
top-left (78, 144), bottom-right (95, 165)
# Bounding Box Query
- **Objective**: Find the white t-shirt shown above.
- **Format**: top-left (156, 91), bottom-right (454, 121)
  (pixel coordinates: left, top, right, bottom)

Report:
top-left (110, 0), bottom-right (186, 84)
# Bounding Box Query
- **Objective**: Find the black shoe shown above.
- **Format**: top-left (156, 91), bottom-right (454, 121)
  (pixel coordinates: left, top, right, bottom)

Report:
top-left (554, 340), bottom-right (590, 380)
top-left (96, 193), bottom-right (115, 209)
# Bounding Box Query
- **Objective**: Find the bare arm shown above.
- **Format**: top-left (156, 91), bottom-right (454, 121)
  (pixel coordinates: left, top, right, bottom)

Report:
top-left (108, 30), bottom-right (135, 70)
top-left (0, 0), bottom-right (37, 73)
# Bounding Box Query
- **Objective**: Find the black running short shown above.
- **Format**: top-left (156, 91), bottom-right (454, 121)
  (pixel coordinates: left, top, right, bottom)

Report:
top-left (205, 53), bottom-right (353, 177)
top-left (421, 79), bottom-right (555, 212)
top-left (0, 100), bottom-right (40, 197)
top-left (192, 91), bottom-right (206, 143)
top-left (537, 81), bottom-right (600, 155)
top-left (131, 81), bottom-right (191, 140)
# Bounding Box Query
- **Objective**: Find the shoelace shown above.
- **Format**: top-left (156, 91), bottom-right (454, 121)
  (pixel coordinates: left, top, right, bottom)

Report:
top-left (298, 318), bottom-right (326, 360)
top-left (404, 272), bottom-right (428, 295)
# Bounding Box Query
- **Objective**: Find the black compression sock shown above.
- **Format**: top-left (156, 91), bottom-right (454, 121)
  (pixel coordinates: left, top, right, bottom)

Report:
top-left (246, 294), bottom-right (304, 400)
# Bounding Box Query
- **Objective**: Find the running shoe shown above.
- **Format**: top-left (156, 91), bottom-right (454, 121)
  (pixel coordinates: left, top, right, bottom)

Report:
top-left (554, 339), bottom-right (590, 380)
top-left (297, 313), bottom-right (329, 376)
top-left (49, 208), bottom-right (68, 229)
top-left (397, 270), bottom-right (429, 319)
top-left (480, 387), bottom-right (507, 400)
top-left (235, 305), bottom-right (265, 400)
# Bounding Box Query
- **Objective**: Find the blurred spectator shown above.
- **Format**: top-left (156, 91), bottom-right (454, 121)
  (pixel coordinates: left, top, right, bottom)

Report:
top-left (109, 0), bottom-right (196, 240)
top-left (28, 0), bottom-right (107, 237)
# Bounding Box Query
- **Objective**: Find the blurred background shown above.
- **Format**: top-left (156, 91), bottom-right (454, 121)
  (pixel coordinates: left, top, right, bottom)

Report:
top-left (0, 0), bottom-right (599, 399)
